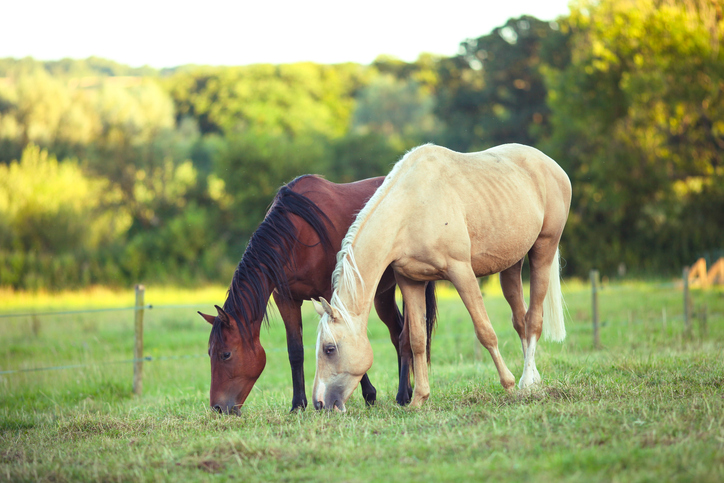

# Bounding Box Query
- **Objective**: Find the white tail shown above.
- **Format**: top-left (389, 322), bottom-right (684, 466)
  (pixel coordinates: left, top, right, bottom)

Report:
top-left (542, 247), bottom-right (566, 342)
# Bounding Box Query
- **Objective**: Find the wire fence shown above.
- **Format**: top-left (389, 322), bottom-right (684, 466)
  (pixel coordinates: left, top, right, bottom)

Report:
top-left (1, 273), bottom-right (717, 381)
top-left (0, 355), bottom-right (203, 375)
top-left (0, 302), bottom-right (222, 319)
top-left (0, 293), bottom-right (220, 381)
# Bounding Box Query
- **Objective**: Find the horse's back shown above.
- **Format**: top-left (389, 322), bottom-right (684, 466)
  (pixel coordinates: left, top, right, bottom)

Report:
top-left (289, 175), bottom-right (384, 242)
top-left (281, 175), bottom-right (386, 297)
top-left (386, 144), bottom-right (570, 277)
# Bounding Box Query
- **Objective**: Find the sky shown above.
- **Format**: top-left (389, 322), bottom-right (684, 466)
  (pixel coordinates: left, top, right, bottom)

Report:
top-left (2, 0), bottom-right (572, 68)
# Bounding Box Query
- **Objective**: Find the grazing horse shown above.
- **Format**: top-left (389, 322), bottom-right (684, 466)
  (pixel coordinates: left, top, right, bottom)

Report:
top-left (198, 175), bottom-right (437, 414)
top-left (313, 143), bottom-right (571, 411)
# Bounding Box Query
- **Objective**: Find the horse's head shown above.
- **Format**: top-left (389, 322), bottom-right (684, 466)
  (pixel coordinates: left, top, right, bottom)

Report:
top-left (199, 305), bottom-right (266, 415)
top-left (311, 297), bottom-right (373, 412)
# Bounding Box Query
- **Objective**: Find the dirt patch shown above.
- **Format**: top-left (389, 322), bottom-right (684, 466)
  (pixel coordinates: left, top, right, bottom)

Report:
top-left (1, 448), bottom-right (26, 464)
top-left (197, 459), bottom-right (224, 473)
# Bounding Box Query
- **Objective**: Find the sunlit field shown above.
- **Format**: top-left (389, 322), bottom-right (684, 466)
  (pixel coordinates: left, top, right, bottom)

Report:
top-left (1, 280), bottom-right (723, 482)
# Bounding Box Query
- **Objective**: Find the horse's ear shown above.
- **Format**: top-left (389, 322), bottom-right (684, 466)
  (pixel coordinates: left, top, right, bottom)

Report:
top-left (311, 299), bottom-right (325, 317)
top-left (198, 311), bottom-right (215, 325)
top-left (214, 305), bottom-right (230, 325)
top-left (318, 297), bottom-right (340, 320)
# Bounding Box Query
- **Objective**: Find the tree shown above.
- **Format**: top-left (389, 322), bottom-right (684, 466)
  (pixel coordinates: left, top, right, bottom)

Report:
top-left (543, 0), bottom-right (724, 275)
top-left (0, 145), bottom-right (131, 288)
top-left (435, 16), bottom-right (570, 152)
top-left (165, 62), bottom-right (370, 138)
top-left (351, 73), bottom-right (439, 145)
top-left (212, 130), bottom-right (331, 253)
top-left (328, 132), bottom-right (405, 183)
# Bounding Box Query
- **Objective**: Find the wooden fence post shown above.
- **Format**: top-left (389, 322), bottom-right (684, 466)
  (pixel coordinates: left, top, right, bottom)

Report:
top-left (683, 267), bottom-right (692, 339)
top-left (699, 304), bottom-right (708, 339)
top-left (662, 307), bottom-right (667, 331)
top-left (591, 269), bottom-right (600, 349)
top-left (133, 284), bottom-right (145, 396)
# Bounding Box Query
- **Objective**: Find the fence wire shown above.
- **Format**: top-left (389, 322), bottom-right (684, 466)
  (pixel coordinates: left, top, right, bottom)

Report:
top-left (0, 355), bottom-right (203, 375)
top-left (0, 302), bottom-right (228, 319)
top-left (0, 280), bottom-right (710, 377)
top-left (0, 302), bottom-right (216, 375)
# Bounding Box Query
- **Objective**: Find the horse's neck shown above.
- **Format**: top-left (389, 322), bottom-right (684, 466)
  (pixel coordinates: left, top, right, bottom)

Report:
top-left (336, 212), bottom-right (400, 326)
top-left (226, 269), bottom-right (277, 331)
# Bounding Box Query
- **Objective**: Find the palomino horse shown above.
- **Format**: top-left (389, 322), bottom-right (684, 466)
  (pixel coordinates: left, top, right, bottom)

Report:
top-left (198, 175), bottom-right (436, 413)
top-left (313, 144), bottom-right (571, 411)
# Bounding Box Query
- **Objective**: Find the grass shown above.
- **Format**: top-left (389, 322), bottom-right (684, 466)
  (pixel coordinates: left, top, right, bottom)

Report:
top-left (1, 279), bottom-right (723, 482)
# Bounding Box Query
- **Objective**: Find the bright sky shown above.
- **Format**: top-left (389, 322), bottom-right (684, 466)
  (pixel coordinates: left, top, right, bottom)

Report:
top-left (2, 1), bottom-right (572, 68)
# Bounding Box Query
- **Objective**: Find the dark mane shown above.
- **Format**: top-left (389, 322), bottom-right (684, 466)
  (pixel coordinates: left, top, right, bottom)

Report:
top-left (210, 175), bottom-right (333, 348)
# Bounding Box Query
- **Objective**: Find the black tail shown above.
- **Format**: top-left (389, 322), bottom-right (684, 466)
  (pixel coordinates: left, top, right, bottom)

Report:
top-left (425, 281), bottom-right (438, 364)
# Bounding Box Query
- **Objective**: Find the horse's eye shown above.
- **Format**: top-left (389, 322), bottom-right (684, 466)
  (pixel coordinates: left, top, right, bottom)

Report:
top-left (221, 352), bottom-right (231, 361)
top-left (324, 345), bottom-right (336, 356)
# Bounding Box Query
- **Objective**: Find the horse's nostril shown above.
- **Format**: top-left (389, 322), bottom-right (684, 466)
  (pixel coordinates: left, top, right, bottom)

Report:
top-left (213, 405), bottom-right (222, 413)
top-left (313, 400), bottom-right (323, 410)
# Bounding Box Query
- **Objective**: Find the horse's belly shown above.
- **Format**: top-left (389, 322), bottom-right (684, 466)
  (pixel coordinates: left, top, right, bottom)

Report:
top-left (467, 216), bottom-right (542, 277)
top-left (469, 251), bottom-right (527, 277)
top-left (392, 256), bottom-right (447, 282)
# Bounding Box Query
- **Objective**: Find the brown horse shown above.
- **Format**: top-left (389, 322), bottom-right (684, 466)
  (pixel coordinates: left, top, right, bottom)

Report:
top-left (313, 144), bottom-right (571, 411)
top-left (198, 175), bottom-right (436, 413)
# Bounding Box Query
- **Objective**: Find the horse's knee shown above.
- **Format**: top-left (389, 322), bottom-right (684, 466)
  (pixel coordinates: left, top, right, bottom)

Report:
top-left (512, 314), bottom-right (526, 339)
top-left (474, 324), bottom-right (499, 350)
top-left (524, 312), bottom-right (544, 341)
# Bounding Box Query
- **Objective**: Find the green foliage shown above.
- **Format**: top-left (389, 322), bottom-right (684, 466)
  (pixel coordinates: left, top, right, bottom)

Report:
top-left (328, 132), bottom-right (407, 183)
top-left (0, 56), bottom-right (157, 78)
top-left (0, 145), bottom-right (129, 288)
top-left (165, 62), bottom-right (369, 137)
top-left (1, 2), bottom-right (723, 287)
top-left (0, 145), bottom-right (127, 251)
top-left (214, 130), bottom-right (332, 249)
top-left (543, 0), bottom-right (724, 275)
top-left (351, 74), bottom-right (439, 145)
top-left (435, 16), bottom-right (569, 151)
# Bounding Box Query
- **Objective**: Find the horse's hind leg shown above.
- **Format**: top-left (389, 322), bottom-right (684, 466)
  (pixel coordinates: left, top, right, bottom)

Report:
top-left (448, 262), bottom-right (516, 392)
top-left (395, 274), bottom-right (430, 407)
top-left (500, 258), bottom-right (528, 362)
top-left (519, 241), bottom-right (558, 390)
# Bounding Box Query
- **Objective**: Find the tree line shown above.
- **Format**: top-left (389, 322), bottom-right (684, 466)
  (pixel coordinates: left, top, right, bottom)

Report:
top-left (1, 0), bottom-right (722, 289)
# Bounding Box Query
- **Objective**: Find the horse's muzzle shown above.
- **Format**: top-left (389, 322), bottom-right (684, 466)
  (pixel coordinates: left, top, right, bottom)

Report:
top-left (314, 391), bottom-right (346, 412)
top-left (211, 400), bottom-right (241, 416)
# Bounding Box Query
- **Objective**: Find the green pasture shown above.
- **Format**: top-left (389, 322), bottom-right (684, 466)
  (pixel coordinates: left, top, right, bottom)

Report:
top-left (1, 280), bottom-right (723, 482)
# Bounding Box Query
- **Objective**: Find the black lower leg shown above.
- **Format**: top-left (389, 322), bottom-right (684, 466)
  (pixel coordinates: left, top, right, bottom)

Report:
top-left (360, 373), bottom-right (377, 406)
top-left (396, 359), bottom-right (412, 406)
top-left (288, 344), bottom-right (307, 411)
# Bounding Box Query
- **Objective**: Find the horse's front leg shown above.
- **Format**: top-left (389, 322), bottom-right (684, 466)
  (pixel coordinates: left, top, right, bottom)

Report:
top-left (359, 373), bottom-right (377, 406)
top-left (374, 267), bottom-right (411, 406)
top-left (273, 294), bottom-right (307, 411)
top-left (448, 262), bottom-right (516, 393)
top-left (395, 274), bottom-right (430, 407)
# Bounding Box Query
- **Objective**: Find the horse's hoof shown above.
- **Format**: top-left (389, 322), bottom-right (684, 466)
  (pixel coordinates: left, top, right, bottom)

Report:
top-left (518, 378), bottom-right (543, 392)
top-left (290, 398), bottom-right (308, 412)
top-left (410, 393), bottom-right (429, 408)
top-left (363, 393), bottom-right (377, 407)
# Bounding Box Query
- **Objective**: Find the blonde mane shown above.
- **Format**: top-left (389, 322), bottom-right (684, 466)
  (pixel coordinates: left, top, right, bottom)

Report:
top-left (319, 145), bottom-right (428, 339)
